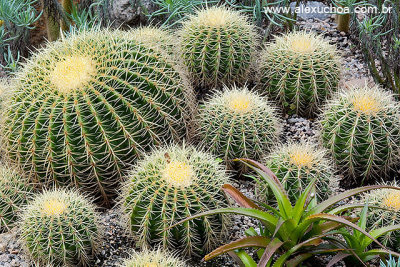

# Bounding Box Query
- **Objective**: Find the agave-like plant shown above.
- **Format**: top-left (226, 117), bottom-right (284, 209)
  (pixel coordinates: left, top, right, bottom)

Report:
top-left (171, 159), bottom-right (400, 266)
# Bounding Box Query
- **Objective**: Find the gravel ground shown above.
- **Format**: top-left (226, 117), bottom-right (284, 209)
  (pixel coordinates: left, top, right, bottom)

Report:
top-left (0, 10), bottom-right (376, 267)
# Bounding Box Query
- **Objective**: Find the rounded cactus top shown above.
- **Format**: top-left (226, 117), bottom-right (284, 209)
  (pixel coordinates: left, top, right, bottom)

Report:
top-left (188, 6), bottom-right (247, 28)
top-left (121, 249), bottom-right (187, 267)
top-left (365, 187), bottom-right (400, 212)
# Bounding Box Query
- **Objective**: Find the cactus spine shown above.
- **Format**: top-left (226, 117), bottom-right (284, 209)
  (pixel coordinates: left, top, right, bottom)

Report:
top-left (257, 31), bottom-right (341, 117)
top-left (121, 144), bottom-right (230, 257)
top-left (121, 248), bottom-right (187, 267)
top-left (257, 142), bottom-right (336, 203)
top-left (320, 85), bottom-right (400, 182)
top-left (19, 189), bottom-right (102, 266)
top-left (180, 6), bottom-right (257, 88)
top-left (198, 86), bottom-right (281, 167)
top-left (1, 29), bottom-right (193, 205)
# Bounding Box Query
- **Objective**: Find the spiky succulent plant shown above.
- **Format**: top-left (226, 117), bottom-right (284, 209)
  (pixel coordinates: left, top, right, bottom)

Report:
top-left (1, 29), bottom-right (194, 205)
top-left (198, 86), bottom-right (281, 167)
top-left (131, 26), bottom-right (175, 56)
top-left (257, 31), bottom-right (341, 117)
top-left (180, 6), bottom-right (257, 88)
top-left (257, 142), bottom-right (336, 203)
top-left (0, 164), bottom-right (34, 231)
top-left (320, 85), bottom-right (400, 183)
top-left (120, 248), bottom-right (187, 267)
top-left (20, 189), bottom-right (101, 266)
top-left (121, 144), bottom-right (230, 257)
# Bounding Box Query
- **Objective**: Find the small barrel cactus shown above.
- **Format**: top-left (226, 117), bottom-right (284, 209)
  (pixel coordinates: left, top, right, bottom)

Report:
top-left (257, 142), bottom-right (336, 203)
top-left (320, 85), bottom-right (400, 182)
top-left (20, 189), bottom-right (101, 266)
top-left (180, 6), bottom-right (257, 88)
top-left (1, 29), bottom-right (193, 205)
top-left (121, 144), bottom-right (230, 257)
top-left (121, 248), bottom-right (187, 267)
top-left (0, 164), bottom-right (34, 231)
top-left (198, 86), bottom-right (281, 167)
top-left (257, 31), bottom-right (341, 117)
top-left (361, 185), bottom-right (400, 248)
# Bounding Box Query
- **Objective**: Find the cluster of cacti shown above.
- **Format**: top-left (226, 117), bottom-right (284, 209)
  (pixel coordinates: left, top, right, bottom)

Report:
top-left (180, 6), bottom-right (257, 88)
top-left (121, 248), bottom-right (187, 267)
top-left (257, 31), bottom-right (341, 117)
top-left (1, 29), bottom-right (193, 205)
top-left (361, 185), bottom-right (400, 249)
top-left (257, 142), bottom-right (336, 203)
top-left (198, 85), bottom-right (281, 167)
top-left (121, 144), bottom-right (230, 257)
top-left (0, 164), bottom-right (34, 231)
top-left (19, 189), bottom-right (101, 266)
top-left (320, 85), bottom-right (400, 183)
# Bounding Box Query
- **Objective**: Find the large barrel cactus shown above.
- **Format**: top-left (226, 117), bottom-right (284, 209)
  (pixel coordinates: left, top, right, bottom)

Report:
top-left (258, 31), bottom-right (341, 117)
top-left (180, 6), bottom-right (257, 88)
top-left (121, 144), bottom-right (230, 257)
top-left (320, 85), bottom-right (400, 182)
top-left (1, 29), bottom-right (193, 205)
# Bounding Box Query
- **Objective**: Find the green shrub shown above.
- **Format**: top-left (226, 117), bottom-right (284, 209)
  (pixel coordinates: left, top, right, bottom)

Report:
top-left (257, 142), bottom-right (336, 203)
top-left (121, 144), bottom-right (230, 257)
top-left (20, 189), bottom-right (101, 266)
top-left (198, 85), bottom-right (280, 167)
top-left (0, 164), bottom-right (33, 231)
top-left (257, 31), bottom-right (341, 117)
top-left (121, 248), bottom-right (187, 267)
top-left (180, 6), bottom-right (257, 88)
top-left (1, 29), bottom-right (193, 205)
top-left (320, 85), bottom-right (400, 183)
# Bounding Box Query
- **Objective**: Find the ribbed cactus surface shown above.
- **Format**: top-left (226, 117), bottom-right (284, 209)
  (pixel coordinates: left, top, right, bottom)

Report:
top-left (121, 144), bottom-right (230, 257)
top-left (198, 86), bottom-right (280, 167)
top-left (0, 164), bottom-right (33, 231)
top-left (121, 249), bottom-right (187, 267)
top-left (258, 142), bottom-right (336, 203)
top-left (258, 31), bottom-right (341, 117)
top-left (20, 189), bottom-right (101, 266)
top-left (180, 6), bottom-right (257, 88)
top-left (1, 29), bottom-right (193, 205)
top-left (320, 85), bottom-right (400, 182)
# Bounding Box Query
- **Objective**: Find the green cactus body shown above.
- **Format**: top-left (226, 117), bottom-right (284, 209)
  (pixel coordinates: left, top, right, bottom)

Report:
top-left (0, 164), bottom-right (34, 231)
top-left (257, 142), bottom-right (336, 203)
top-left (258, 31), bottom-right (341, 117)
top-left (180, 6), bottom-right (257, 88)
top-left (20, 189), bottom-right (101, 266)
top-left (320, 85), bottom-right (400, 182)
top-left (198, 86), bottom-right (281, 167)
top-left (121, 249), bottom-right (187, 267)
top-left (1, 29), bottom-right (193, 205)
top-left (121, 144), bottom-right (230, 257)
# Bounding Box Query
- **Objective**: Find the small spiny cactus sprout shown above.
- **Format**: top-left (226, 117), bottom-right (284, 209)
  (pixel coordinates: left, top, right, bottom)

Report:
top-left (1, 29), bottom-right (194, 205)
top-left (121, 144), bottom-right (230, 257)
top-left (257, 142), bottom-right (336, 203)
top-left (180, 6), bottom-right (258, 89)
top-left (257, 31), bottom-right (341, 117)
top-left (198, 85), bottom-right (281, 168)
top-left (120, 248), bottom-right (187, 267)
top-left (320, 85), bottom-right (400, 183)
top-left (361, 184), bottom-right (400, 248)
top-left (0, 164), bottom-right (34, 231)
top-left (20, 189), bottom-right (101, 266)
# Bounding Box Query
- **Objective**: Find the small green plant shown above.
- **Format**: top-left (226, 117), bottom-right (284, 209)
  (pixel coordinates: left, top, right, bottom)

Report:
top-left (1, 29), bottom-right (193, 205)
top-left (198, 85), bottom-right (281, 168)
top-left (121, 248), bottom-right (187, 267)
top-left (171, 159), bottom-right (400, 266)
top-left (257, 31), bottom-right (341, 117)
top-left (20, 189), bottom-right (102, 266)
top-left (180, 6), bottom-right (258, 89)
top-left (381, 255), bottom-right (400, 267)
top-left (258, 142), bottom-right (336, 203)
top-left (0, 164), bottom-right (34, 231)
top-left (121, 144), bottom-right (230, 257)
top-left (320, 85), bottom-right (400, 183)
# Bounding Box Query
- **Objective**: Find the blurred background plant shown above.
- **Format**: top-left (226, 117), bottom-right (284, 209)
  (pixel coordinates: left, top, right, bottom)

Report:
top-left (381, 255), bottom-right (400, 267)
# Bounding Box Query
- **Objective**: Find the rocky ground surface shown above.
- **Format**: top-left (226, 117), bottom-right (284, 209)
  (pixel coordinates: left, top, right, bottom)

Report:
top-left (0, 5), bottom-right (377, 267)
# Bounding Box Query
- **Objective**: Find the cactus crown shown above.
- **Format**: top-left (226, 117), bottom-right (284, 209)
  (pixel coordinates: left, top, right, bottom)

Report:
top-left (383, 191), bottom-right (400, 211)
top-left (289, 33), bottom-right (316, 53)
top-left (276, 31), bottom-right (331, 54)
top-left (121, 248), bottom-right (187, 267)
top-left (350, 89), bottom-right (382, 114)
top-left (42, 198), bottom-right (67, 216)
top-left (289, 149), bottom-right (314, 168)
top-left (162, 160), bottom-right (194, 188)
top-left (195, 6), bottom-right (239, 27)
top-left (224, 90), bottom-right (253, 113)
